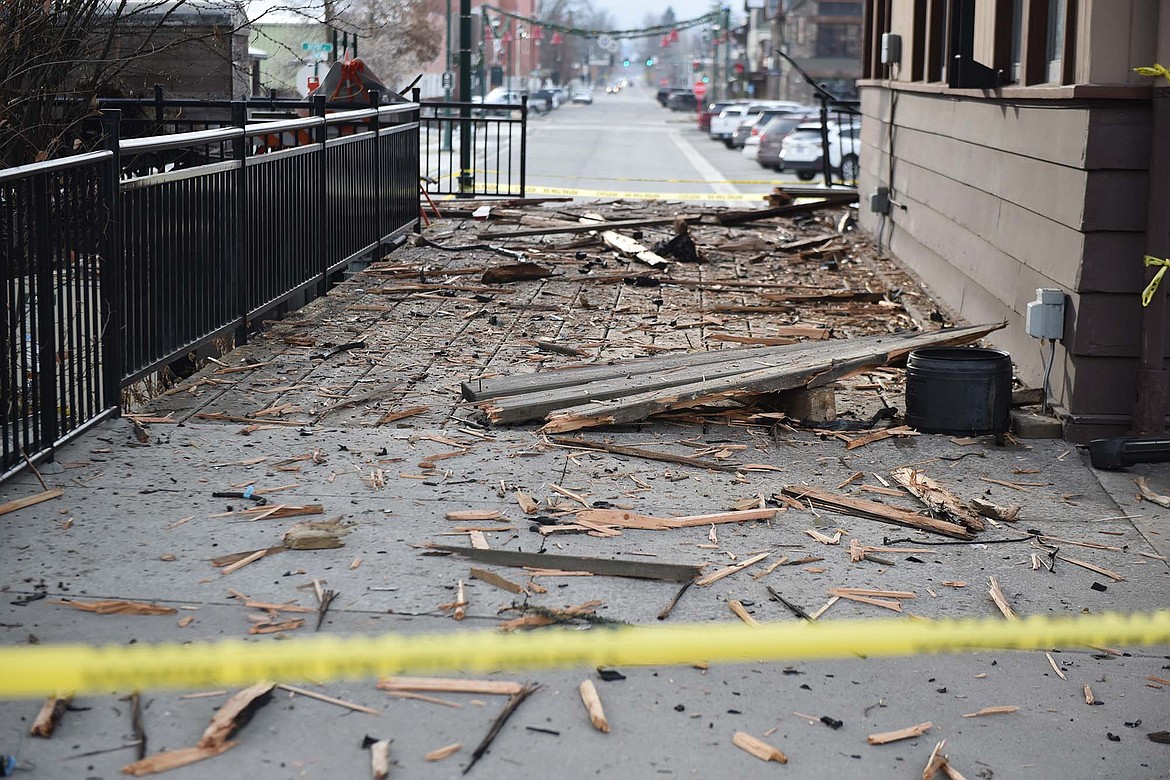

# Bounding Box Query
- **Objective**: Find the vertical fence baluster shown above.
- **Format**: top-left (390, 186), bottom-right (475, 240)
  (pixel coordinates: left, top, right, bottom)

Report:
top-left (33, 173), bottom-right (57, 456)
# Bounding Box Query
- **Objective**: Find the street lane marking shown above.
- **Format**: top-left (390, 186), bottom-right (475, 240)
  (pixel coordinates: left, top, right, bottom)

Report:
top-left (667, 128), bottom-right (742, 205)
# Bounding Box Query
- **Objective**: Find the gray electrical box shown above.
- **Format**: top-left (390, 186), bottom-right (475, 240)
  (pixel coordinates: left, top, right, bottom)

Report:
top-left (881, 33), bottom-right (902, 65)
top-left (869, 187), bottom-right (890, 215)
top-left (1025, 288), bottom-right (1065, 340)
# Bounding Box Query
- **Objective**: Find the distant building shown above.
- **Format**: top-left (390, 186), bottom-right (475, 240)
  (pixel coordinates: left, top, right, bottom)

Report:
top-left (747, 0), bottom-right (863, 102)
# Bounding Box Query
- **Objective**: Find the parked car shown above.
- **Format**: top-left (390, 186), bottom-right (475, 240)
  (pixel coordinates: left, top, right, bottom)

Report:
top-left (698, 100), bottom-right (739, 132)
top-left (755, 114), bottom-right (819, 170)
top-left (733, 108), bottom-right (807, 155)
top-left (710, 101), bottom-right (804, 146)
top-left (657, 87), bottom-right (690, 107)
top-left (571, 87), bottom-right (594, 104)
top-left (473, 88), bottom-right (523, 116)
top-left (778, 120), bottom-right (862, 181)
top-left (667, 91), bottom-right (698, 112)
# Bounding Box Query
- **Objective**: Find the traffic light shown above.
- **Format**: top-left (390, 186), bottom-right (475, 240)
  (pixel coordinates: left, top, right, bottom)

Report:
top-left (623, 58), bottom-right (630, 67)
top-left (645, 58), bottom-right (653, 66)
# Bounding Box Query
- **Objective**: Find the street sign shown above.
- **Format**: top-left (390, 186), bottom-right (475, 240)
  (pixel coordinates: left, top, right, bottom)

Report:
top-left (302, 42), bottom-right (334, 53)
top-left (693, 81), bottom-right (708, 98)
top-left (441, 71), bottom-right (454, 89)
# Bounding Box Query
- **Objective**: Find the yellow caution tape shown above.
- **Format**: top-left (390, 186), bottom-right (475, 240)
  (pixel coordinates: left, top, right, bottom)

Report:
top-left (523, 185), bottom-right (766, 202)
top-left (1141, 255), bottom-right (1169, 307)
top-left (1134, 63), bottom-right (1170, 84)
top-left (1, 611), bottom-right (1167, 698)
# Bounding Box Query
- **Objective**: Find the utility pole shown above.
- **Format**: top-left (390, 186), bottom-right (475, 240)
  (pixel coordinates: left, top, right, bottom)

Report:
top-left (458, 0), bottom-right (473, 195)
top-left (723, 5), bottom-right (731, 100)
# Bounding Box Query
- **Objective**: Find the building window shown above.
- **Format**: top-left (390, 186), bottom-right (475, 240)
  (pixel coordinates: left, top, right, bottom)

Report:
top-left (820, 2), bottom-right (863, 15)
top-left (816, 22), bottom-right (862, 58)
top-left (1045, 0), bottom-right (1066, 83)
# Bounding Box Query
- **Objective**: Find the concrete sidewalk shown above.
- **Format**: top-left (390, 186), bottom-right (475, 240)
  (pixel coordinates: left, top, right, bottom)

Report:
top-left (1, 202), bottom-right (1168, 779)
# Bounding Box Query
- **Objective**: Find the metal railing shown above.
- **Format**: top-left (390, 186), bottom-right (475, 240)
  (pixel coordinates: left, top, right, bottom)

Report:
top-left (419, 97), bottom-right (527, 198)
top-left (0, 98), bottom-right (420, 480)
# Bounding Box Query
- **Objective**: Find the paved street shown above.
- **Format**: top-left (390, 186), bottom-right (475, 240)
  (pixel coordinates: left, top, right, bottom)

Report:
top-left (524, 86), bottom-right (801, 202)
top-left (0, 121), bottom-right (1168, 780)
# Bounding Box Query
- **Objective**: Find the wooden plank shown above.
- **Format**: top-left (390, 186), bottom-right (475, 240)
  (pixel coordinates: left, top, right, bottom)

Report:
top-left (574, 508), bottom-right (778, 531)
top-left (462, 341), bottom-right (817, 402)
top-left (541, 324), bottom-right (1004, 434)
top-left (695, 551), bottom-right (771, 587)
top-left (426, 544), bottom-right (702, 582)
top-left (890, 467), bottom-right (985, 531)
top-left (716, 194), bottom-right (858, 226)
top-left (376, 677), bottom-right (524, 696)
top-left (485, 340), bottom-right (835, 423)
top-left (550, 437), bottom-right (743, 472)
top-left (781, 486), bottom-right (974, 539)
top-left (0, 487), bottom-right (64, 517)
top-left (478, 214), bottom-right (700, 239)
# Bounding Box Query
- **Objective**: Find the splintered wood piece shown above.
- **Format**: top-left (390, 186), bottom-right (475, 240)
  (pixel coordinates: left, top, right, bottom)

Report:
top-left (30, 694), bottom-right (71, 737)
top-left (515, 490), bottom-right (539, 514)
top-left (122, 743), bottom-right (237, 776)
top-left (831, 592), bottom-right (903, 612)
top-left (781, 486), bottom-right (973, 539)
top-left (1055, 555), bottom-right (1125, 582)
top-left (370, 738), bottom-right (391, 779)
top-left (728, 600), bottom-right (760, 626)
top-left (446, 510), bottom-right (503, 522)
top-left (199, 682), bottom-right (276, 748)
top-left (424, 742), bottom-right (462, 761)
top-left (845, 425), bottom-right (917, 450)
top-left (574, 507), bottom-right (777, 531)
top-left (732, 731), bottom-right (787, 763)
top-left (468, 531), bottom-right (490, 550)
top-left (1083, 684), bottom-right (1096, 705)
top-left (470, 567), bottom-right (526, 594)
top-left (384, 691), bottom-right (463, 708)
top-left (426, 545), bottom-right (702, 582)
top-left (376, 405), bottom-right (429, 426)
top-left (220, 549), bottom-right (269, 575)
top-left (481, 262), bottom-right (552, 284)
top-left (970, 498), bottom-right (1021, 522)
top-left (849, 537), bottom-right (866, 562)
top-left (829, 588), bottom-right (916, 599)
top-left (695, 551), bottom-right (771, 586)
top-left (0, 487), bottom-right (64, 516)
top-left (962, 705), bottom-right (1019, 718)
top-left (1046, 652), bottom-right (1067, 680)
top-left (809, 595), bottom-right (839, 620)
top-left (376, 677), bottom-right (524, 696)
top-left (50, 599), bottom-right (176, 616)
top-left (868, 721), bottom-right (933, 745)
top-left (579, 680), bottom-right (610, 733)
top-left (276, 684), bottom-right (379, 715)
top-left (1136, 476), bottom-right (1170, 508)
top-left (550, 436), bottom-right (743, 472)
top-left (890, 467), bottom-right (985, 531)
top-left (805, 528), bottom-right (842, 545)
top-left (987, 576), bottom-right (1018, 620)
top-left (464, 684), bottom-right (540, 774)
top-left (454, 580), bottom-right (467, 621)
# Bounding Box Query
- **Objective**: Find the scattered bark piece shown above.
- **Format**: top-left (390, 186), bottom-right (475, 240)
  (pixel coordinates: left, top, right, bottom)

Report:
top-left (732, 731), bottom-right (787, 763)
top-left (30, 694), bottom-right (71, 737)
top-left (961, 705), bottom-right (1019, 718)
top-left (695, 551), bottom-right (771, 586)
top-left (50, 599), bottom-right (176, 616)
top-left (868, 721), bottom-right (933, 745)
top-left (579, 680), bottom-right (610, 733)
top-left (369, 738), bottom-right (391, 779)
top-left (987, 576), bottom-right (1018, 620)
top-left (376, 677), bottom-right (524, 696)
top-left (463, 684), bottom-right (540, 774)
top-left (425, 743), bottom-right (462, 762)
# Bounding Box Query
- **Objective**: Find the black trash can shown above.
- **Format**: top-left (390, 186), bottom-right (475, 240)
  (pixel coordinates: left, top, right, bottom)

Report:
top-left (905, 347), bottom-right (1012, 436)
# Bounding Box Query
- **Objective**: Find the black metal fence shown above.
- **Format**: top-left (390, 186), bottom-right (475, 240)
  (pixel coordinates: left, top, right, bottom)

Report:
top-left (419, 98), bottom-right (527, 198)
top-left (814, 97), bottom-right (862, 188)
top-left (0, 99), bottom-right (420, 480)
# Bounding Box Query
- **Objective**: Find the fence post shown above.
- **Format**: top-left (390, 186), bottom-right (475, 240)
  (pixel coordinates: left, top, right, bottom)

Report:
top-left (457, 0), bottom-right (473, 196)
top-left (818, 95), bottom-right (833, 187)
top-left (231, 100), bottom-right (249, 346)
top-left (519, 96), bottom-right (528, 197)
top-left (412, 88), bottom-right (423, 233)
top-left (32, 172), bottom-right (58, 455)
top-left (153, 84), bottom-right (165, 129)
top-left (369, 90), bottom-right (384, 259)
top-left (99, 109), bottom-right (124, 416)
top-left (313, 94), bottom-right (328, 296)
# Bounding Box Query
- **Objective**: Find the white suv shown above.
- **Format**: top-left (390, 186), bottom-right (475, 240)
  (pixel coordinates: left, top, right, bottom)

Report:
top-left (778, 120), bottom-right (862, 181)
top-left (709, 101), bottom-right (804, 146)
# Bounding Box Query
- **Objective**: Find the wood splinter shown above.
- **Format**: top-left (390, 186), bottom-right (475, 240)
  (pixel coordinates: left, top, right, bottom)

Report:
top-left (30, 694), bottom-right (71, 737)
top-left (868, 721), bottom-right (933, 745)
top-left (369, 738), bottom-right (391, 779)
top-left (579, 680), bottom-right (610, 733)
top-left (732, 731), bottom-right (787, 763)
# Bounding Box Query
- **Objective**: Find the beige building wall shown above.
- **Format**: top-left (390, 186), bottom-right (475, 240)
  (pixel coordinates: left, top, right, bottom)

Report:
top-left (857, 0), bottom-right (1166, 440)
